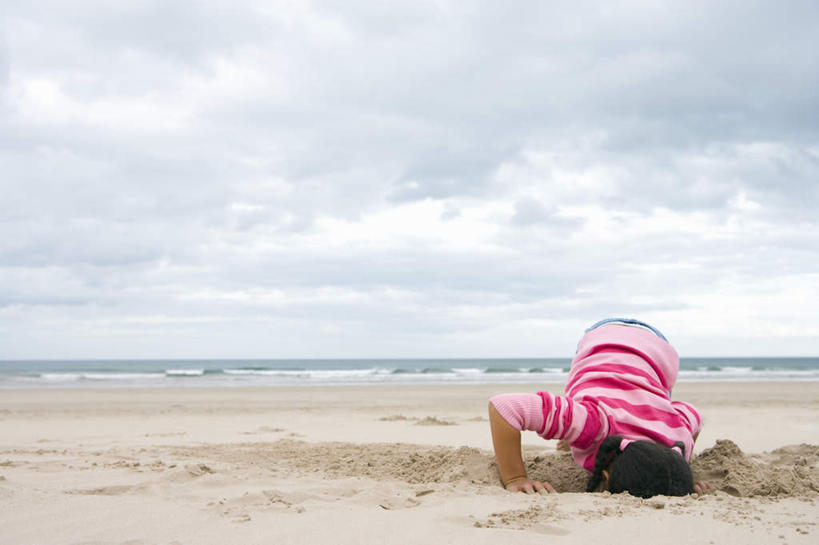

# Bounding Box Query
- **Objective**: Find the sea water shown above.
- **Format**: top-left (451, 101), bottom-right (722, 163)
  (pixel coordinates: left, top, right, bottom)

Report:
top-left (0, 358), bottom-right (818, 389)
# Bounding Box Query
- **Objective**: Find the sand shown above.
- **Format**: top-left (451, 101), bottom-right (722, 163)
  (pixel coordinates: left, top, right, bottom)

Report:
top-left (0, 382), bottom-right (817, 544)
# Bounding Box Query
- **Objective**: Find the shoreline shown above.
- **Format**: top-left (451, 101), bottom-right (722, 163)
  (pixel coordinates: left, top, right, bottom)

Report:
top-left (3, 357), bottom-right (818, 389)
top-left (2, 378), bottom-right (819, 391)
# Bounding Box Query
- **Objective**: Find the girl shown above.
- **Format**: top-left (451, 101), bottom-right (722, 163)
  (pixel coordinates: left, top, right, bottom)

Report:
top-left (489, 318), bottom-right (705, 498)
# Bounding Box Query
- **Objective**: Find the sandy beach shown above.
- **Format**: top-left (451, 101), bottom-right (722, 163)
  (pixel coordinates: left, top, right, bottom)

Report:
top-left (1, 382), bottom-right (817, 544)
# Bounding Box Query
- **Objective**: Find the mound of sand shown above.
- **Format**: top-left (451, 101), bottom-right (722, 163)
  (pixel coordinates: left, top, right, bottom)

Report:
top-left (172, 440), bottom-right (497, 485)
top-left (692, 440), bottom-right (819, 497)
top-left (167, 439), bottom-right (819, 498)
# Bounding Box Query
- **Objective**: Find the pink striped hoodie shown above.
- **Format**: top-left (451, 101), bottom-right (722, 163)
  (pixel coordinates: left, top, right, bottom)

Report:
top-left (490, 324), bottom-right (702, 472)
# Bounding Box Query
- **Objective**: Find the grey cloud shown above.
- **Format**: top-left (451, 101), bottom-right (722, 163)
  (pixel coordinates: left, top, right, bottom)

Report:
top-left (389, 146), bottom-right (510, 202)
top-left (8, 1), bottom-right (275, 70)
top-left (509, 197), bottom-right (585, 232)
top-left (511, 198), bottom-right (553, 227)
top-left (9, 1), bottom-right (818, 214)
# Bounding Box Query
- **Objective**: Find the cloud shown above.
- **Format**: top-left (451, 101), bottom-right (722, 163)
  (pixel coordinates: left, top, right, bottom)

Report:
top-left (1, 1), bottom-right (817, 357)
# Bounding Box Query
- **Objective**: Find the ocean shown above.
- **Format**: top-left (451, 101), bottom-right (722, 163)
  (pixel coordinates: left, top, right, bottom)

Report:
top-left (1, 357), bottom-right (818, 389)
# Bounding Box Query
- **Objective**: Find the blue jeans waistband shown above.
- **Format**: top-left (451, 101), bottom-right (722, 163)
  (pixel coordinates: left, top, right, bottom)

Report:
top-left (584, 317), bottom-right (668, 342)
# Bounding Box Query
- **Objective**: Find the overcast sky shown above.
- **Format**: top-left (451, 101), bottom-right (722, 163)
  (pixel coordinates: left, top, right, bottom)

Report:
top-left (1, 1), bottom-right (817, 359)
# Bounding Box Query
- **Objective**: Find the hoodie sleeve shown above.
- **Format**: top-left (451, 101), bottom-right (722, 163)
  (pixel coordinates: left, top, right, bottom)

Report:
top-left (488, 393), bottom-right (544, 432)
top-left (536, 391), bottom-right (606, 450)
top-left (490, 392), bottom-right (606, 451)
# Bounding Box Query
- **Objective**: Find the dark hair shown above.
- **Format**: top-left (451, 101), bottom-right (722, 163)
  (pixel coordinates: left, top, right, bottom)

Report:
top-left (586, 435), bottom-right (694, 498)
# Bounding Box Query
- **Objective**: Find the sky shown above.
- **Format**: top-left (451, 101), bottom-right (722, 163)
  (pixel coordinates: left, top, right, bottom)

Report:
top-left (1, 1), bottom-right (818, 359)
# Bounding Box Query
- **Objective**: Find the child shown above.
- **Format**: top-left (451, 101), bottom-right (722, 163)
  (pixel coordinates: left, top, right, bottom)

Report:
top-left (489, 318), bottom-right (706, 498)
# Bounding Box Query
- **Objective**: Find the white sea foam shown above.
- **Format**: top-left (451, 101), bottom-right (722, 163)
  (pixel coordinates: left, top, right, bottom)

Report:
top-left (215, 367), bottom-right (571, 386)
top-left (86, 373), bottom-right (165, 380)
top-left (452, 368), bottom-right (483, 375)
top-left (223, 369), bottom-right (282, 376)
top-left (165, 369), bottom-right (205, 376)
top-left (40, 372), bottom-right (165, 382)
top-left (678, 367), bottom-right (819, 381)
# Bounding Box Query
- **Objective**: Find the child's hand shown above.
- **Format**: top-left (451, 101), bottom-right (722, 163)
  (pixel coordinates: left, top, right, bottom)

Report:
top-left (694, 481), bottom-right (714, 495)
top-left (505, 477), bottom-right (555, 494)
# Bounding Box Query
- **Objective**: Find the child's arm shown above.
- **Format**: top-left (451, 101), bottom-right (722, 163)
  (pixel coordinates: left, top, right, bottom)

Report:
top-left (489, 402), bottom-right (555, 493)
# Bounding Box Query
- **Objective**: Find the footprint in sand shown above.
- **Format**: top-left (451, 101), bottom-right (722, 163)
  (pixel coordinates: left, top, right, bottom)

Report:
top-left (212, 488), bottom-right (315, 521)
top-left (143, 432), bottom-right (187, 438)
top-left (378, 415), bottom-right (413, 422)
top-left (378, 415), bottom-right (457, 425)
top-left (257, 426), bottom-right (286, 433)
top-left (414, 416), bottom-right (457, 426)
top-left (240, 426), bottom-right (286, 435)
top-left (351, 488), bottom-right (424, 510)
top-left (377, 497), bottom-right (421, 510)
top-left (160, 463), bottom-right (216, 483)
top-left (66, 485), bottom-right (135, 496)
top-left (527, 523), bottom-right (571, 536)
top-left (474, 504), bottom-right (570, 532)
